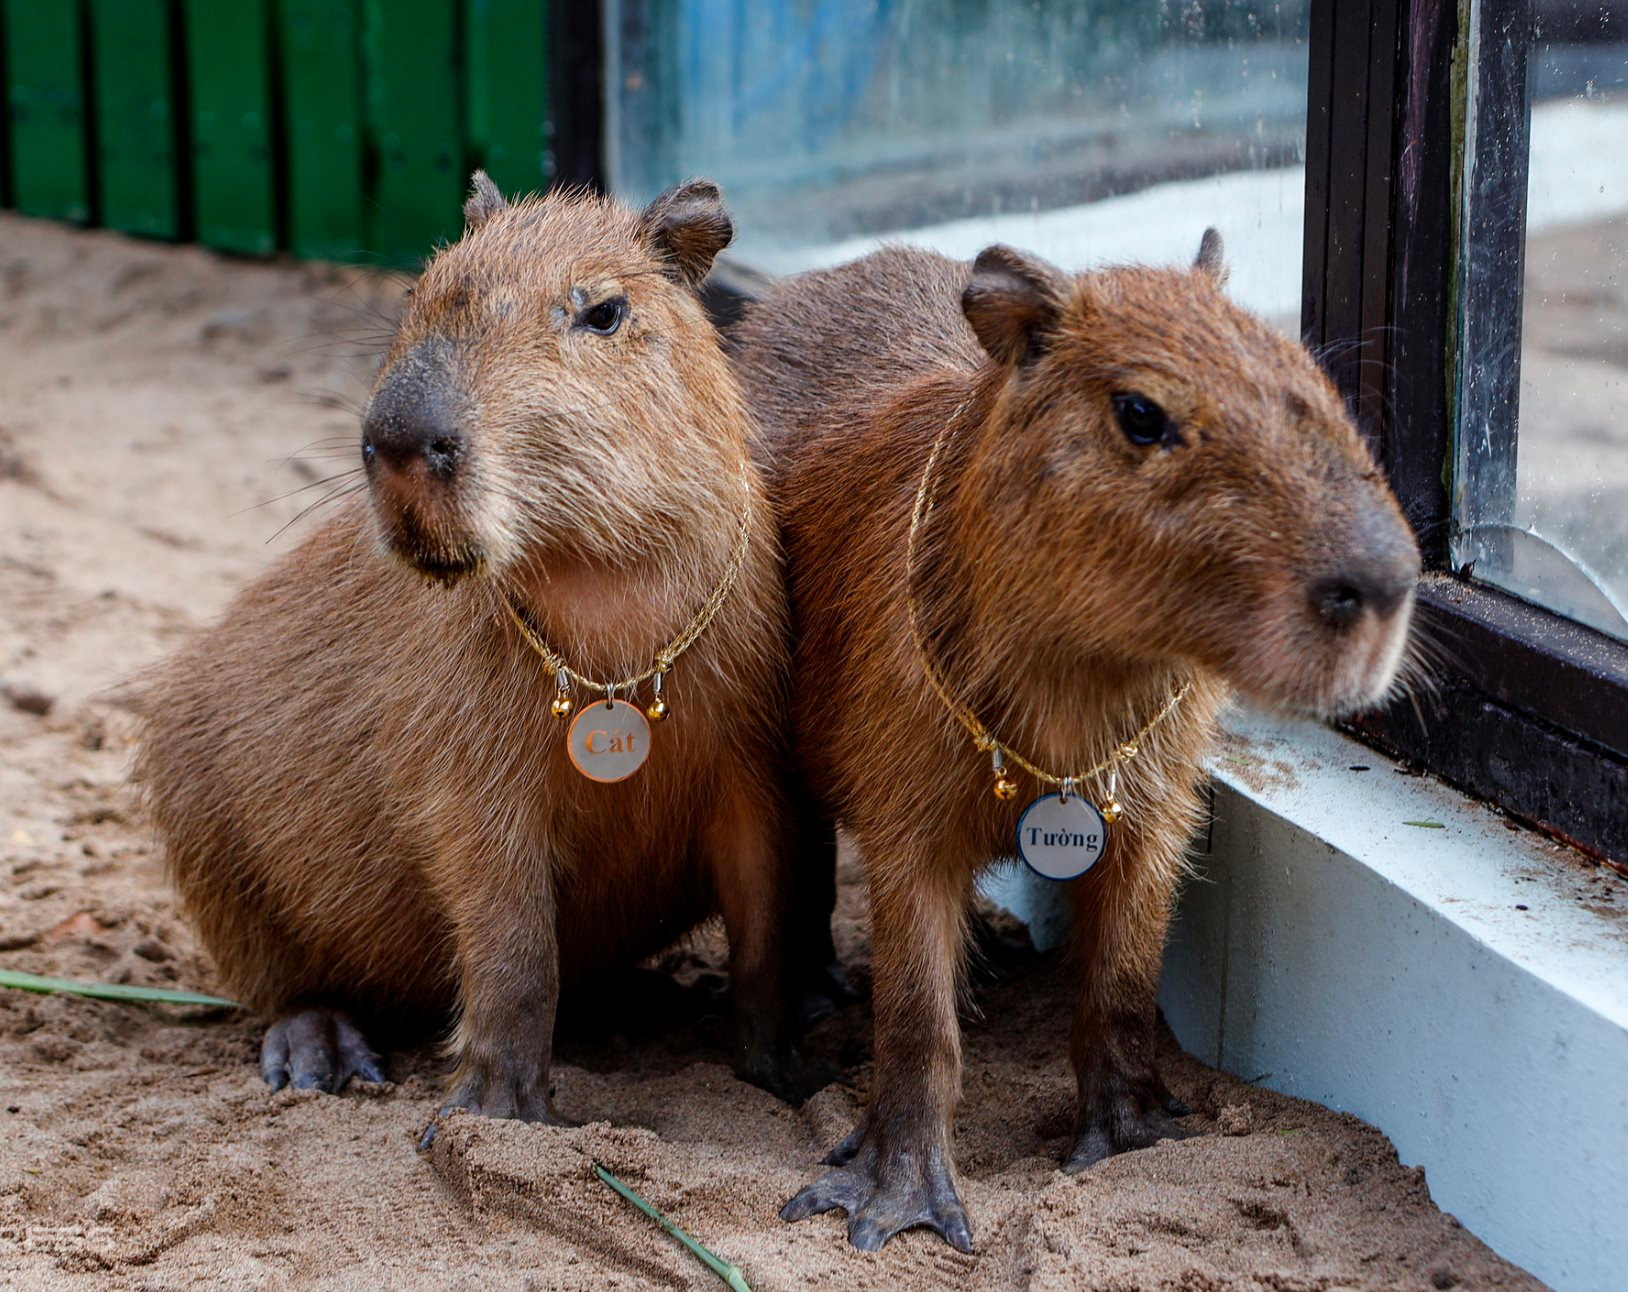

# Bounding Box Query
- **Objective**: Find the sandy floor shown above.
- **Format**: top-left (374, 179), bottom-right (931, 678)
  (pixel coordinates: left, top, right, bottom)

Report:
top-left (0, 214), bottom-right (1543, 1290)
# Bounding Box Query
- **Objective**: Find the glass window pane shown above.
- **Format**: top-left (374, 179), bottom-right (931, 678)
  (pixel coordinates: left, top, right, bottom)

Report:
top-left (606, 1), bottom-right (1310, 329)
top-left (1455, 3), bottom-right (1628, 641)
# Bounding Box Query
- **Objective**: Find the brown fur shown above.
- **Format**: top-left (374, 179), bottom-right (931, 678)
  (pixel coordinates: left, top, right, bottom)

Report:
top-left (730, 239), bottom-right (1419, 1251)
top-left (136, 178), bottom-right (825, 1127)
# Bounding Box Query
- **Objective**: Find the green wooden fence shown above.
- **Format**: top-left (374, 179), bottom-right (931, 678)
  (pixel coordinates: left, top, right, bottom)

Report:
top-left (0, 0), bottom-right (550, 265)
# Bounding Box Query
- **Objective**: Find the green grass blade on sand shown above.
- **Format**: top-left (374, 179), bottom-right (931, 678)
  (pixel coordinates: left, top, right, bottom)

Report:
top-left (594, 1163), bottom-right (753, 1292)
top-left (0, 968), bottom-right (241, 1009)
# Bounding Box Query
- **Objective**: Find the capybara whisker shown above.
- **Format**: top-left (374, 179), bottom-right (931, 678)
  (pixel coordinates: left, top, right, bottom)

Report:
top-left (237, 468), bottom-right (364, 518)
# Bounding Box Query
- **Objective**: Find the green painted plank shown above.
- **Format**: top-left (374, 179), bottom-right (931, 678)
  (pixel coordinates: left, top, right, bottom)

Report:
top-left (89, 0), bottom-right (178, 239)
top-left (4, 0), bottom-right (90, 222)
top-left (0, 1), bottom-right (10, 208)
top-left (364, 0), bottom-right (462, 265)
top-left (184, 0), bottom-right (275, 254)
top-left (278, 0), bottom-right (364, 260)
top-left (465, 0), bottom-right (547, 197)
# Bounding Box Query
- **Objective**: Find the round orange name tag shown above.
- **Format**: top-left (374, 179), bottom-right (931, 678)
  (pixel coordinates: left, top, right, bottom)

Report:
top-left (566, 699), bottom-right (651, 782)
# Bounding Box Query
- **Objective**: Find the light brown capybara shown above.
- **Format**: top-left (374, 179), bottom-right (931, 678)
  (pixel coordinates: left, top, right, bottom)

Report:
top-left (730, 233), bottom-right (1420, 1251)
top-left (135, 175), bottom-right (839, 1140)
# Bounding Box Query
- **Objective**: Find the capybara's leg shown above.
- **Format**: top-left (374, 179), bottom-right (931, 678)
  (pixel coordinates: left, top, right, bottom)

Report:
top-left (419, 850), bottom-right (566, 1148)
top-left (781, 852), bottom-right (973, 1253)
top-left (1062, 824), bottom-right (1194, 1172)
top-left (784, 783), bottom-right (855, 1027)
top-left (260, 1008), bottom-right (384, 1093)
top-left (703, 783), bottom-right (806, 1099)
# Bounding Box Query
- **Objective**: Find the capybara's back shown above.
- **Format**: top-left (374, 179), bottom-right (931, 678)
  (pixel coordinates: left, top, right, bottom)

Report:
top-left (138, 176), bottom-right (829, 1131)
top-left (732, 235), bottom-right (1419, 1251)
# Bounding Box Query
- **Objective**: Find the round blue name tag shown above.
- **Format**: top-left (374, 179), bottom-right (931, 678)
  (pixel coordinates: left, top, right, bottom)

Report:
top-left (1016, 792), bottom-right (1108, 881)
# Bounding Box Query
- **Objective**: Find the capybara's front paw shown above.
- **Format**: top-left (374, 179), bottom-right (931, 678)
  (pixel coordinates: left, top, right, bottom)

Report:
top-left (780, 1125), bottom-right (972, 1253)
top-left (1064, 1064), bottom-right (1194, 1172)
top-left (260, 1008), bottom-right (385, 1094)
top-left (417, 1056), bottom-right (573, 1150)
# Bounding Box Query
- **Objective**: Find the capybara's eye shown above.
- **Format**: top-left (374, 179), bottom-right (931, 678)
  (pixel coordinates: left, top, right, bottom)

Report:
top-left (1111, 393), bottom-right (1174, 447)
top-left (576, 297), bottom-right (626, 336)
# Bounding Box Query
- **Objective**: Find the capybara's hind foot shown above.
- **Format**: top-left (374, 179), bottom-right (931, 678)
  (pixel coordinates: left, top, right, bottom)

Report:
top-left (1064, 1070), bottom-right (1194, 1172)
top-left (796, 959), bottom-right (859, 1030)
top-left (260, 1008), bottom-right (384, 1094)
top-left (735, 1045), bottom-right (840, 1106)
top-left (780, 1128), bottom-right (972, 1253)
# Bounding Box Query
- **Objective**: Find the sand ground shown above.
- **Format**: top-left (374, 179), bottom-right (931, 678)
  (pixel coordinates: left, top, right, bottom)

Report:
top-left (0, 214), bottom-right (1544, 1290)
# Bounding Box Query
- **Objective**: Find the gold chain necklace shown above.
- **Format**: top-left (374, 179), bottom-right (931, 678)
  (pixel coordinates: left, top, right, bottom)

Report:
top-left (498, 463), bottom-right (755, 783)
top-left (905, 398), bottom-right (1192, 867)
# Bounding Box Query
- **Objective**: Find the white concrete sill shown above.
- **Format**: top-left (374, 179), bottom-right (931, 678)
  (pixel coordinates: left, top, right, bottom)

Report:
top-left (983, 710), bottom-right (1628, 1292)
top-left (1169, 711), bottom-right (1627, 1292)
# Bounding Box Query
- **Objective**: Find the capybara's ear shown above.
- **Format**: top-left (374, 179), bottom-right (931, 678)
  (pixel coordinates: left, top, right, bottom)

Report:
top-left (640, 179), bottom-right (734, 287)
top-left (464, 170), bottom-right (508, 229)
top-left (1194, 227), bottom-right (1230, 287)
top-left (962, 244), bottom-right (1068, 367)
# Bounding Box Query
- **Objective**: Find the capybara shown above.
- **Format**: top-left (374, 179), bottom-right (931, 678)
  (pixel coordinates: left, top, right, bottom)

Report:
top-left (731, 234), bottom-right (1419, 1250)
top-left (136, 174), bottom-right (835, 1137)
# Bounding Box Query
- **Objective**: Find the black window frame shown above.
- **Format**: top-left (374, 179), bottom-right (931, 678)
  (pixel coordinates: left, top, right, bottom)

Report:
top-left (1304, 0), bottom-right (1628, 865)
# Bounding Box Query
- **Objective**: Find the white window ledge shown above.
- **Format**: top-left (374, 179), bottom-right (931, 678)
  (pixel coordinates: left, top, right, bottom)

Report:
top-left (980, 709), bottom-right (1628, 1292)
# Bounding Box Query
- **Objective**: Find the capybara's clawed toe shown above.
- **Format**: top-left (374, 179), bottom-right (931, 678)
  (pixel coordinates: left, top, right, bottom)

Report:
top-left (1063, 1125), bottom-right (1119, 1173)
top-left (821, 1125), bottom-right (864, 1167)
top-left (782, 1130), bottom-right (972, 1253)
top-left (260, 1009), bottom-right (383, 1096)
top-left (1150, 1065), bottom-right (1192, 1117)
top-left (780, 1171), bottom-right (864, 1224)
top-left (1064, 1081), bottom-right (1195, 1173)
top-left (260, 1024), bottom-right (292, 1092)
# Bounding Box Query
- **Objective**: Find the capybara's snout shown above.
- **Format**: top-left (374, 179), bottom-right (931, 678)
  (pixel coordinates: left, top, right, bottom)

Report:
top-left (1198, 464), bottom-right (1421, 721)
top-left (1294, 488), bottom-right (1420, 714)
top-left (362, 350), bottom-right (485, 581)
top-left (363, 383), bottom-right (465, 483)
top-left (1308, 500), bottom-right (1420, 632)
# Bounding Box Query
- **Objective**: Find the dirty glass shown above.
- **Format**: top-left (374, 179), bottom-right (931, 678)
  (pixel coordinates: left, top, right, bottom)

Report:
top-left (605, 0), bottom-right (1311, 328)
top-left (1454, 2), bottom-right (1628, 642)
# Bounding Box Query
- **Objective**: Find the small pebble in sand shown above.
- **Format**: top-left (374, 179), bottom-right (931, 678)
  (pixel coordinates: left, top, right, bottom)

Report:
top-left (198, 308), bottom-right (265, 345)
top-left (1218, 1102), bottom-right (1255, 1136)
top-left (3, 681), bottom-right (55, 716)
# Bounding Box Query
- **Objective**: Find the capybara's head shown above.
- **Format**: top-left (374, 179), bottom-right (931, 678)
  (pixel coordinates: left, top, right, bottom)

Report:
top-left (361, 173), bottom-right (741, 581)
top-left (959, 233), bottom-right (1419, 717)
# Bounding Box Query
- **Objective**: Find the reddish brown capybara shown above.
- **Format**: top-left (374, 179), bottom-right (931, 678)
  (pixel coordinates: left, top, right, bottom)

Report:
top-left (135, 175), bottom-right (839, 1140)
top-left (730, 232), bottom-right (1419, 1251)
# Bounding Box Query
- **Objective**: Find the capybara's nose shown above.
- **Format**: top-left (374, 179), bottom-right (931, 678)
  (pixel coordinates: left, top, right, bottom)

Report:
top-left (1310, 575), bottom-right (1371, 628)
top-left (1310, 558), bottom-right (1416, 628)
top-left (1311, 502), bottom-right (1420, 628)
top-left (362, 407), bottom-right (465, 481)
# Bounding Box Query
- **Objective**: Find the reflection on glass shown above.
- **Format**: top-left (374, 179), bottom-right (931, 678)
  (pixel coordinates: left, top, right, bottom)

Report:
top-left (606, 1), bottom-right (1309, 324)
top-left (1457, 3), bottom-right (1628, 641)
